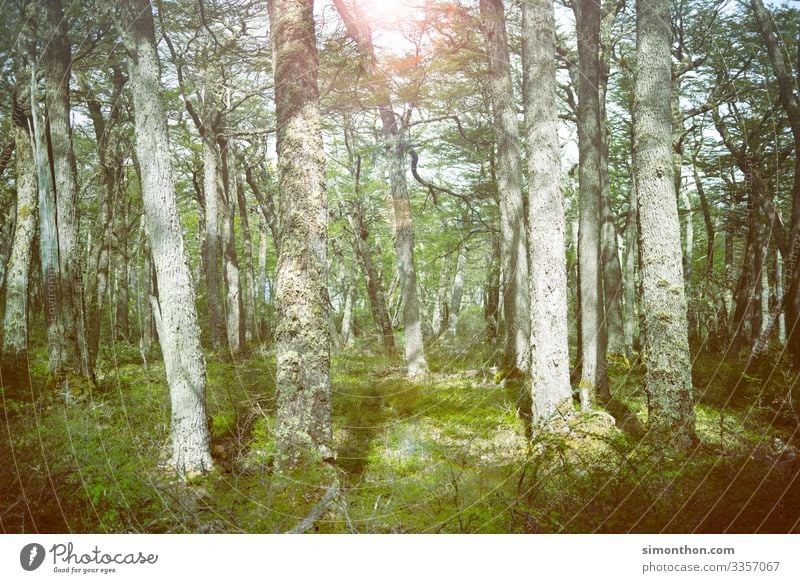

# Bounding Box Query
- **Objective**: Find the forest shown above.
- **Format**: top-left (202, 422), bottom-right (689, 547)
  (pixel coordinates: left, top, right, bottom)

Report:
top-left (0, 0), bottom-right (799, 534)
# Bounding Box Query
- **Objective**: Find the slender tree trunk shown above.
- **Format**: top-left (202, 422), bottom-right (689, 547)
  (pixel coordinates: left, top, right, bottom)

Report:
top-left (624, 184), bottom-right (639, 353)
top-left (633, 0), bottom-right (695, 446)
top-left (42, 0), bottom-right (91, 381)
top-left (2, 98), bottom-right (38, 380)
top-left (602, 195), bottom-right (626, 356)
top-left (269, 0), bottom-right (333, 465)
top-left (480, 0), bottom-right (531, 373)
top-left (202, 124), bottom-right (226, 349)
top-left (83, 72), bottom-right (125, 368)
top-left (235, 164), bottom-right (258, 344)
top-left (432, 264), bottom-right (449, 339)
top-left (258, 216), bottom-right (268, 337)
top-left (447, 243), bottom-right (467, 336)
top-left (349, 200), bottom-right (395, 352)
top-left (340, 280), bottom-right (355, 348)
top-left (114, 226), bottom-right (130, 341)
top-left (333, 0), bottom-right (427, 376)
top-left (118, 0), bottom-right (213, 476)
top-left (219, 139), bottom-right (244, 354)
top-left (523, 0), bottom-right (573, 422)
top-left (750, 0), bottom-right (800, 364)
top-left (575, 0), bottom-right (608, 405)
top-left (680, 187), bottom-right (695, 338)
top-left (484, 233), bottom-right (501, 343)
top-left (777, 251), bottom-right (786, 343)
top-left (599, 28), bottom-right (625, 358)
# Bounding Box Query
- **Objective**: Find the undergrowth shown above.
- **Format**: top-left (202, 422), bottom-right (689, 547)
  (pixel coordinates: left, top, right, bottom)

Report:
top-left (1, 341), bottom-right (798, 533)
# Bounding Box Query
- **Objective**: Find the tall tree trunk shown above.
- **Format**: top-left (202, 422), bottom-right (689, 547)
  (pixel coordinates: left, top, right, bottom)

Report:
top-left (575, 0), bottom-right (608, 405)
top-left (83, 71), bottom-right (125, 368)
top-left (235, 163), bottom-right (258, 344)
top-left (42, 0), bottom-right (91, 381)
top-left (202, 124), bottom-right (226, 349)
top-left (219, 138), bottom-right (244, 354)
top-left (480, 0), bottom-right (531, 374)
top-left (269, 0), bottom-right (333, 465)
top-left (447, 243), bottom-right (467, 336)
top-left (601, 194), bottom-right (626, 356)
top-left (349, 199), bottom-right (395, 352)
top-left (333, 0), bottom-right (428, 376)
top-left (2, 98), bottom-right (38, 381)
top-left (680, 187), bottom-right (695, 338)
top-left (482, 0), bottom-right (531, 373)
top-left (750, 0), bottom-right (800, 364)
top-left (431, 263), bottom-right (449, 339)
top-left (523, 0), bottom-right (573, 422)
top-left (633, 0), bottom-right (695, 446)
top-left (340, 278), bottom-right (355, 348)
top-left (118, 0), bottom-right (212, 476)
top-left (114, 222), bottom-right (130, 341)
top-left (777, 251), bottom-right (786, 343)
top-left (258, 216), bottom-right (268, 338)
top-left (484, 233), bottom-right (501, 343)
top-left (624, 184), bottom-right (639, 353)
top-left (599, 15), bottom-right (626, 358)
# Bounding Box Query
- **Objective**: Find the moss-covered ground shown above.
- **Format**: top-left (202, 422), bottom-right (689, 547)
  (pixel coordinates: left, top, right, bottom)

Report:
top-left (1, 339), bottom-right (798, 533)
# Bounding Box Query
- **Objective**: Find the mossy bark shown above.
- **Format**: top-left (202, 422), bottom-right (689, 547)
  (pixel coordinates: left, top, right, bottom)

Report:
top-left (633, 0), bottom-right (696, 446)
top-left (41, 0), bottom-right (91, 382)
top-left (270, 0), bottom-right (333, 466)
top-left (2, 95), bottom-right (38, 384)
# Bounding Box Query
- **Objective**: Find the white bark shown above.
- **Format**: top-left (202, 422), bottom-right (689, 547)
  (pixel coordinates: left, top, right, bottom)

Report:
top-left (633, 0), bottom-right (695, 445)
top-left (119, 0), bottom-right (213, 476)
top-left (523, 0), bottom-right (573, 422)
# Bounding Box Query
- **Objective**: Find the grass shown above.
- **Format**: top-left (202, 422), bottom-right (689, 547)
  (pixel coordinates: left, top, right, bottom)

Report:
top-left (1, 340), bottom-right (799, 533)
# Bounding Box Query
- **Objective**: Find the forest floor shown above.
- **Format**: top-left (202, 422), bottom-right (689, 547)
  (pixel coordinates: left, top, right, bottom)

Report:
top-left (1, 337), bottom-right (799, 533)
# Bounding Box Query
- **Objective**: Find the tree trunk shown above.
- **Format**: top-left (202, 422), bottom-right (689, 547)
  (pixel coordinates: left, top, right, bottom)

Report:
top-left (258, 216), bottom-right (268, 337)
top-left (235, 163), bottom-right (258, 344)
top-left (431, 263), bottom-right (449, 339)
top-left (2, 98), bottom-right (38, 380)
top-left (202, 125), bottom-right (226, 349)
top-left (219, 139), bottom-right (244, 354)
top-left (574, 0), bottom-right (608, 406)
top-left (776, 251), bottom-right (786, 342)
top-left (42, 0), bottom-right (91, 381)
top-left (83, 70), bottom-right (125, 368)
top-left (114, 221), bottom-right (130, 341)
top-left (480, 0), bottom-right (531, 374)
top-left (523, 0), bottom-right (573, 422)
top-left (633, 0), bottom-right (695, 446)
top-left (269, 0), bottom-right (333, 465)
top-left (333, 0), bottom-right (428, 376)
top-left (750, 0), bottom-right (800, 364)
top-left (349, 200), bottom-right (395, 352)
top-left (118, 0), bottom-right (213, 476)
top-left (340, 280), bottom-right (355, 348)
top-left (602, 194), bottom-right (626, 356)
top-left (484, 233), bottom-right (501, 343)
top-left (624, 184), bottom-right (639, 353)
top-left (447, 243), bottom-right (467, 336)
top-left (140, 240), bottom-right (156, 356)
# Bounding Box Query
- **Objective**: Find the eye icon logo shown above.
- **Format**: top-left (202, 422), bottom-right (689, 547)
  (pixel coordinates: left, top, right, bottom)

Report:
top-left (20, 543), bottom-right (46, 571)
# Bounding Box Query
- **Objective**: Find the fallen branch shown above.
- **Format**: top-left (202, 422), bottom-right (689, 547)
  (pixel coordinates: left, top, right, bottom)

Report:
top-left (285, 482), bottom-right (340, 534)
